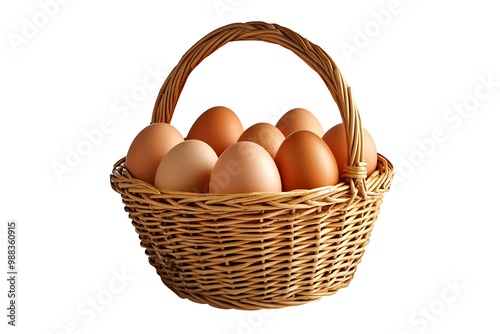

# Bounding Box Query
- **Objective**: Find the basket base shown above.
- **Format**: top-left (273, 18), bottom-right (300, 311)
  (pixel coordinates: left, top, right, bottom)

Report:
top-left (158, 273), bottom-right (351, 310)
top-left (143, 242), bottom-right (356, 310)
top-left (145, 250), bottom-right (354, 310)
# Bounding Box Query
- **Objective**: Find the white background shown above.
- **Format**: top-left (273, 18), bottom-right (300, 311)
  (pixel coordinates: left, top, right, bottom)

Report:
top-left (1, 0), bottom-right (499, 333)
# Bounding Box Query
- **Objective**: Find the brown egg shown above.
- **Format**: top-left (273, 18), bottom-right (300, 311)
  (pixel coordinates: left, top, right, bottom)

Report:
top-left (186, 106), bottom-right (244, 156)
top-left (237, 122), bottom-right (285, 159)
top-left (125, 123), bottom-right (184, 185)
top-left (275, 130), bottom-right (339, 191)
top-left (154, 140), bottom-right (218, 193)
top-left (209, 141), bottom-right (282, 194)
top-left (275, 107), bottom-right (324, 137)
top-left (322, 123), bottom-right (378, 178)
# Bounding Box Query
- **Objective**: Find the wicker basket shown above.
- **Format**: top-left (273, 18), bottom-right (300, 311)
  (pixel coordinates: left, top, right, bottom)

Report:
top-left (110, 21), bottom-right (394, 310)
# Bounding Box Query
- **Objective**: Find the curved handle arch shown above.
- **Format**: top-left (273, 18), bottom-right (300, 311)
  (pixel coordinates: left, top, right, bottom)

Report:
top-left (151, 21), bottom-right (367, 197)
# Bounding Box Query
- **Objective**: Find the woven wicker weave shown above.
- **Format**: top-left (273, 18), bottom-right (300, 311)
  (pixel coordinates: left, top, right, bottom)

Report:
top-left (110, 21), bottom-right (394, 310)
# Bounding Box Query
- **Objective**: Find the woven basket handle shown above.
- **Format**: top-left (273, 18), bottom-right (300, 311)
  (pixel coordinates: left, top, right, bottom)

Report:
top-left (151, 21), bottom-right (368, 197)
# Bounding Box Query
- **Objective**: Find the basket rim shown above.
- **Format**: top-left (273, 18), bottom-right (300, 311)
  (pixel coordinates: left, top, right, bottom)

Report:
top-left (111, 152), bottom-right (393, 201)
